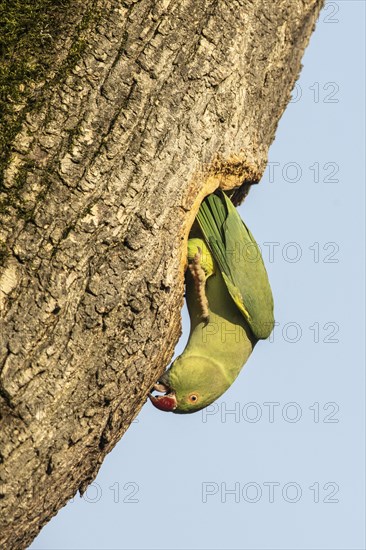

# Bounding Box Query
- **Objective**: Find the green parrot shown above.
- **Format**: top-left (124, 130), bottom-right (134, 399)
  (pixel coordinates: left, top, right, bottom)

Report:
top-left (149, 190), bottom-right (274, 414)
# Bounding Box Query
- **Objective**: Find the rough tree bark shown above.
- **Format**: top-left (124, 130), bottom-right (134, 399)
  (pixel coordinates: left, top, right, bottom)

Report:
top-left (0, 0), bottom-right (324, 547)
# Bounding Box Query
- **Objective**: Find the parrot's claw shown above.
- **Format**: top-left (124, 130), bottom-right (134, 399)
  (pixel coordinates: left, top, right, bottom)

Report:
top-left (188, 249), bottom-right (210, 322)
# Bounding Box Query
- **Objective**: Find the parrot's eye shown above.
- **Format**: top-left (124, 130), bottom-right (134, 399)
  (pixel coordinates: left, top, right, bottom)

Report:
top-left (188, 393), bottom-right (199, 403)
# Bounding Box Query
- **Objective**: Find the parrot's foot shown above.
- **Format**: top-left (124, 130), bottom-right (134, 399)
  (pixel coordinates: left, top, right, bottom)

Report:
top-left (188, 247), bottom-right (210, 323)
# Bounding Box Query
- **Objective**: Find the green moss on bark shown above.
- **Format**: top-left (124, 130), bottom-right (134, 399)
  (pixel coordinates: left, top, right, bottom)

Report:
top-left (0, 1), bottom-right (70, 174)
top-left (0, 239), bottom-right (8, 266)
top-left (0, 0), bottom-right (98, 184)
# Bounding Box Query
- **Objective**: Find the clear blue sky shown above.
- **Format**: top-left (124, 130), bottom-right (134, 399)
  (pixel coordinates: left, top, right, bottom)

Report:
top-left (31, 2), bottom-right (365, 549)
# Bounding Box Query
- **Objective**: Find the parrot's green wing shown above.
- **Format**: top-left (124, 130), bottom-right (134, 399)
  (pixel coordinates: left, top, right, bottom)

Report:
top-left (196, 190), bottom-right (274, 339)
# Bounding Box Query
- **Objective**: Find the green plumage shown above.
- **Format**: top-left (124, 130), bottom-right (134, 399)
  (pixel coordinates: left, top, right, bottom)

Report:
top-left (161, 258), bottom-right (255, 413)
top-left (151, 190), bottom-right (274, 414)
top-left (196, 191), bottom-right (274, 339)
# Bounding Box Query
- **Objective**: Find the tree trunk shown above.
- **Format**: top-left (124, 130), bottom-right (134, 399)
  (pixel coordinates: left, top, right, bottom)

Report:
top-left (0, 0), bottom-right (324, 547)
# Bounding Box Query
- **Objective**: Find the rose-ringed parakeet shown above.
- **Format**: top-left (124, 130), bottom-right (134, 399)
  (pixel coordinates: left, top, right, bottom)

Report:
top-left (149, 190), bottom-right (274, 414)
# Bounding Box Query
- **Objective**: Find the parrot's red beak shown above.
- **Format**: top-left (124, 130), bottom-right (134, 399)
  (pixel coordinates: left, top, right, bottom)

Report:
top-left (149, 382), bottom-right (177, 412)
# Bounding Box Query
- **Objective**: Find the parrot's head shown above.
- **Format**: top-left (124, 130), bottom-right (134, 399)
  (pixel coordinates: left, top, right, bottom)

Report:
top-left (149, 355), bottom-right (230, 414)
